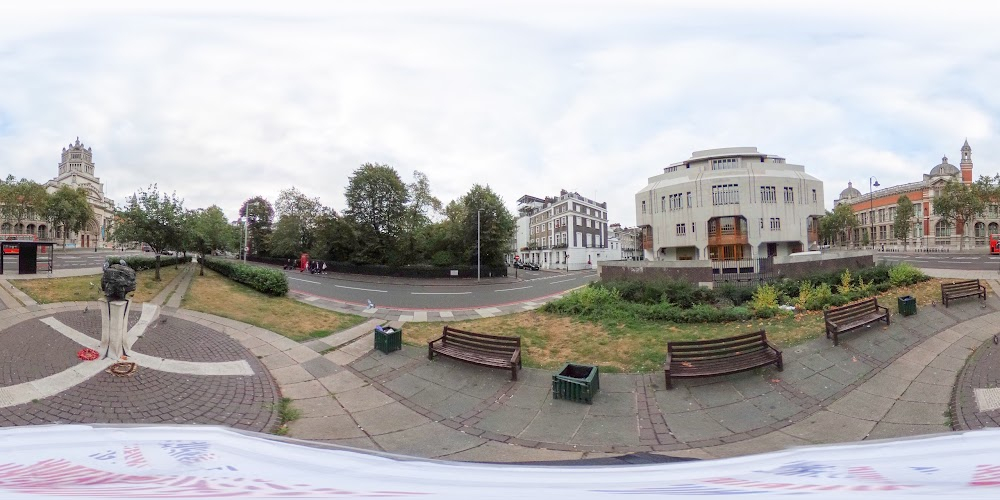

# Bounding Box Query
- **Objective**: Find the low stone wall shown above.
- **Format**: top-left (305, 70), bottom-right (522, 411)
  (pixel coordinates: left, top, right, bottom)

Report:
top-left (598, 260), bottom-right (714, 285)
top-left (772, 251), bottom-right (875, 280)
top-left (599, 251), bottom-right (875, 287)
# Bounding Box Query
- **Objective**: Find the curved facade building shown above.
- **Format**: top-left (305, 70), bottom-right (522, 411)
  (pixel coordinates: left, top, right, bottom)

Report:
top-left (635, 147), bottom-right (825, 261)
top-left (835, 140), bottom-right (988, 248)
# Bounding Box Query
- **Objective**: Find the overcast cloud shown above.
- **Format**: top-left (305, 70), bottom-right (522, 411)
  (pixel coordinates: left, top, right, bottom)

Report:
top-left (1, 1), bottom-right (999, 225)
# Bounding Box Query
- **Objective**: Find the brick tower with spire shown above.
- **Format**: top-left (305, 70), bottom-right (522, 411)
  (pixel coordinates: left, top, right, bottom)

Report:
top-left (960, 139), bottom-right (973, 185)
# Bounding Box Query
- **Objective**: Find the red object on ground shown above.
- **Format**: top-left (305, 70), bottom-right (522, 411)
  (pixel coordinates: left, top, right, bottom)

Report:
top-left (299, 253), bottom-right (309, 271)
top-left (77, 348), bottom-right (99, 361)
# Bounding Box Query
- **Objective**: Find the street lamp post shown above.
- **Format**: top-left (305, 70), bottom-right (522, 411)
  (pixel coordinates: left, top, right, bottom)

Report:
top-left (476, 208), bottom-right (483, 281)
top-left (870, 176), bottom-right (880, 251)
top-left (242, 206), bottom-right (250, 263)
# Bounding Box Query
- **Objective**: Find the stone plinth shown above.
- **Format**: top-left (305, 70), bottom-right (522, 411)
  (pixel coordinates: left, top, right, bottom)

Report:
top-left (99, 298), bottom-right (130, 360)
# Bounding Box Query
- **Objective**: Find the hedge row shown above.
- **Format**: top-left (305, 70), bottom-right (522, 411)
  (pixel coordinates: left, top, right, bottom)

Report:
top-left (201, 258), bottom-right (289, 296)
top-left (105, 255), bottom-right (190, 271)
top-left (245, 255), bottom-right (508, 279)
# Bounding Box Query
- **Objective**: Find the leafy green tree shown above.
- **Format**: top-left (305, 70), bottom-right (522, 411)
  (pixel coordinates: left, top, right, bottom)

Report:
top-left (343, 163), bottom-right (409, 264)
top-left (112, 185), bottom-right (185, 281)
top-left (44, 186), bottom-right (94, 248)
top-left (0, 176), bottom-right (49, 229)
top-left (458, 184), bottom-right (515, 268)
top-left (893, 195), bottom-right (915, 250)
top-left (401, 171), bottom-right (442, 263)
top-left (189, 205), bottom-right (231, 275)
top-left (310, 213), bottom-right (356, 262)
top-left (819, 203), bottom-right (857, 247)
top-left (239, 196), bottom-right (274, 257)
top-left (933, 180), bottom-right (985, 250)
top-left (271, 187), bottom-right (332, 257)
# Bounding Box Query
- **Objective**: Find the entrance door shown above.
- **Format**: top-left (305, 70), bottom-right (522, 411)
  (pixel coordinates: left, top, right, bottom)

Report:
top-left (767, 243), bottom-right (777, 258)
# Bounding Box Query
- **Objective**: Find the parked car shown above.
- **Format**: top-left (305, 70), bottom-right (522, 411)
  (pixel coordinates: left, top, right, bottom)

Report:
top-left (513, 261), bottom-right (524, 269)
top-left (523, 262), bottom-right (540, 271)
top-left (160, 249), bottom-right (174, 256)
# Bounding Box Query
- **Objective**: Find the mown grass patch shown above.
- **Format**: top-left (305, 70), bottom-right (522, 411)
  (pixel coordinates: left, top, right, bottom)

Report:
top-left (12, 265), bottom-right (184, 304)
top-left (404, 278), bottom-right (952, 373)
top-left (182, 268), bottom-right (365, 341)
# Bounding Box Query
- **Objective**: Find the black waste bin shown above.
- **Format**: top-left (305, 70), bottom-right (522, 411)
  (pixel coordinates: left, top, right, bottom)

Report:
top-left (898, 296), bottom-right (916, 316)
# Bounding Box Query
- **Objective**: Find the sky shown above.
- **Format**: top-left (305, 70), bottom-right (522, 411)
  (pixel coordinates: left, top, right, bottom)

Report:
top-left (1, 0), bottom-right (999, 226)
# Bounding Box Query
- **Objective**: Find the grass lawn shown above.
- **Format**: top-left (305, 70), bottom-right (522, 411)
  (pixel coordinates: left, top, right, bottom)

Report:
top-left (181, 267), bottom-right (366, 341)
top-left (403, 278), bottom-right (955, 373)
top-left (12, 264), bottom-right (184, 304)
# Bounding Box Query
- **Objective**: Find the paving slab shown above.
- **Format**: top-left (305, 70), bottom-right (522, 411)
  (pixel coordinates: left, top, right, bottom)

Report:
top-left (334, 385), bottom-right (396, 412)
top-left (351, 401), bottom-right (430, 435)
top-left (441, 441), bottom-right (585, 462)
top-left (292, 395), bottom-right (346, 418)
top-left (518, 410), bottom-right (587, 443)
top-left (866, 421), bottom-right (951, 440)
top-left (474, 406), bottom-right (539, 436)
top-left (899, 380), bottom-right (954, 404)
top-left (701, 431), bottom-right (813, 459)
top-left (663, 410), bottom-right (733, 443)
top-left (569, 415), bottom-right (641, 446)
top-left (826, 390), bottom-right (895, 421)
top-left (371, 422), bottom-right (486, 458)
top-left (706, 400), bottom-right (779, 433)
top-left (287, 415), bottom-right (366, 440)
top-left (881, 401), bottom-right (949, 425)
top-left (270, 365), bottom-right (315, 386)
top-left (317, 371), bottom-right (368, 394)
top-left (280, 380), bottom-right (329, 400)
top-left (780, 410), bottom-right (876, 443)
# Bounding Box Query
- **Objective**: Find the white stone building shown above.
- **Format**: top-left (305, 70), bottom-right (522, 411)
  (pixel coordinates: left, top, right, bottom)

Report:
top-left (636, 147), bottom-right (825, 261)
top-left (510, 190), bottom-right (613, 271)
top-left (0, 138), bottom-right (115, 248)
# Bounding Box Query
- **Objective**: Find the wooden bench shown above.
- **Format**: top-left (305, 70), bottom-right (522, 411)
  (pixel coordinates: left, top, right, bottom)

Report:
top-left (663, 330), bottom-right (782, 389)
top-left (823, 297), bottom-right (889, 346)
top-left (941, 279), bottom-right (986, 307)
top-left (428, 326), bottom-right (522, 380)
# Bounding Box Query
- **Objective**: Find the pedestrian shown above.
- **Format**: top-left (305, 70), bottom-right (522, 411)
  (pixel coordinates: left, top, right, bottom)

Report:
top-left (880, 243), bottom-right (884, 252)
top-left (322, 261), bottom-right (327, 274)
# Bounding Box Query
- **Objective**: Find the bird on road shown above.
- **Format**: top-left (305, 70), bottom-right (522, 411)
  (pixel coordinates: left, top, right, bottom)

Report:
top-left (367, 299), bottom-right (375, 309)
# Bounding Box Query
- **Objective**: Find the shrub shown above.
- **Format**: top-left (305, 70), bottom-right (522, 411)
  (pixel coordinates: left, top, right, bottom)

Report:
top-left (598, 278), bottom-right (713, 308)
top-left (751, 284), bottom-right (779, 311)
top-left (106, 255), bottom-right (188, 271)
top-left (202, 258), bottom-right (289, 296)
top-left (856, 277), bottom-right (875, 296)
top-left (715, 284), bottom-right (755, 306)
top-left (838, 269), bottom-right (854, 295)
top-left (888, 263), bottom-right (927, 287)
top-left (796, 281), bottom-right (815, 310)
top-left (804, 282), bottom-right (835, 310)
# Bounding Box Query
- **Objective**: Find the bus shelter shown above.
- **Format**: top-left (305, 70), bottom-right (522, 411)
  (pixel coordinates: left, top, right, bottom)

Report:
top-left (0, 241), bottom-right (55, 275)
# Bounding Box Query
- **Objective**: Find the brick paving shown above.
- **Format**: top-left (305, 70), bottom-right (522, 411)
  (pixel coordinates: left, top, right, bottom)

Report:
top-left (952, 335), bottom-right (1000, 430)
top-left (0, 305), bottom-right (280, 433)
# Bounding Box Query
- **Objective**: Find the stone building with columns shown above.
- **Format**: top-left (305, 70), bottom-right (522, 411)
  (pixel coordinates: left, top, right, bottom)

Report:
top-left (834, 140), bottom-right (994, 249)
top-left (0, 138), bottom-right (115, 248)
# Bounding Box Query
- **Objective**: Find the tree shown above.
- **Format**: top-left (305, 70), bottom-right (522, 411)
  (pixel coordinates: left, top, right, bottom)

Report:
top-left (401, 171), bottom-right (442, 263)
top-left (311, 213), bottom-right (356, 262)
top-left (0, 176), bottom-right (49, 229)
top-left (112, 185), bottom-right (185, 281)
top-left (44, 186), bottom-right (94, 248)
top-left (271, 187), bottom-right (332, 257)
top-left (458, 184), bottom-right (515, 268)
top-left (933, 180), bottom-right (985, 251)
top-left (239, 196), bottom-right (274, 257)
top-left (343, 163), bottom-right (409, 264)
top-left (893, 195), bottom-right (916, 251)
top-left (819, 203), bottom-right (857, 248)
top-left (189, 205), bottom-right (231, 275)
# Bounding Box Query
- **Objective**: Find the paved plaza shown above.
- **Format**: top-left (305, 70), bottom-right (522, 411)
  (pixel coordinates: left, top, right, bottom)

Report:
top-left (1, 265), bottom-right (1000, 462)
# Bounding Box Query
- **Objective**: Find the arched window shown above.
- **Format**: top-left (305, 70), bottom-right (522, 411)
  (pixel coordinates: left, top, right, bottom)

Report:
top-left (935, 220), bottom-right (952, 237)
top-left (991, 222), bottom-right (999, 235)
top-left (26, 224), bottom-right (35, 236)
top-left (976, 222), bottom-right (986, 238)
top-left (38, 225), bottom-right (47, 239)
top-left (1, 223), bottom-right (10, 233)
top-left (14, 223), bottom-right (23, 233)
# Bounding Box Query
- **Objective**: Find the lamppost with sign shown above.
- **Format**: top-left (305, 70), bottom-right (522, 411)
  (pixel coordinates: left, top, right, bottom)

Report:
top-left (870, 176), bottom-right (880, 251)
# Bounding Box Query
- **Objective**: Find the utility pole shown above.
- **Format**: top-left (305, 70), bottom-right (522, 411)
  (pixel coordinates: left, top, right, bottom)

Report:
top-left (477, 209), bottom-right (482, 281)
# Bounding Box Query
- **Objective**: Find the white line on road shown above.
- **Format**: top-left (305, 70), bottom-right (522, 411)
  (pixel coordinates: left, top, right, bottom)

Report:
top-left (411, 291), bottom-right (471, 295)
top-left (550, 278), bottom-right (576, 284)
top-left (288, 277), bottom-right (321, 284)
top-left (495, 286), bottom-right (532, 292)
top-left (335, 284), bottom-right (388, 293)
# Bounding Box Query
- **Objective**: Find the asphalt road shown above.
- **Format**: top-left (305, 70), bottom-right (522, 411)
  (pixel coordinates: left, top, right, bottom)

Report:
top-left (1, 250), bottom-right (144, 271)
top-left (878, 252), bottom-right (1000, 270)
top-left (285, 268), bottom-right (598, 310)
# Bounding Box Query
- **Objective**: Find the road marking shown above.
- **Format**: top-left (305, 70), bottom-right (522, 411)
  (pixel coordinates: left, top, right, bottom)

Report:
top-left (411, 292), bottom-right (471, 295)
top-left (335, 284), bottom-right (388, 293)
top-left (495, 286), bottom-right (532, 292)
top-left (550, 278), bottom-right (576, 284)
top-left (288, 277), bottom-right (321, 284)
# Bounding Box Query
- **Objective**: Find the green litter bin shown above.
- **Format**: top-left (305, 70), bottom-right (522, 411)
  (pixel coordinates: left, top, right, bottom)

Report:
top-left (552, 363), bottom-right (600, 404)
top-left (898, 295), bottom-right (916, 316)
top-left (374, 326), bottom-right (402, 354)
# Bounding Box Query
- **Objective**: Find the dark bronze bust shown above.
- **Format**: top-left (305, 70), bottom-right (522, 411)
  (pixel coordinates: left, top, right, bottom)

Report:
top-left (101, 262), bottom-right (137, 301)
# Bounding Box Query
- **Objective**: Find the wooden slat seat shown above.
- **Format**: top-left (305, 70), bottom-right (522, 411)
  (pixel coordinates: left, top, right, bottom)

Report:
top-left (823, 297), bottom-right (889, 345)
top-left (428, 326), bottom-right (522, 380)
top-left (941, 279), bottom-right (986, 307)
top-left (663, 330), bottom-right (782, 389)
